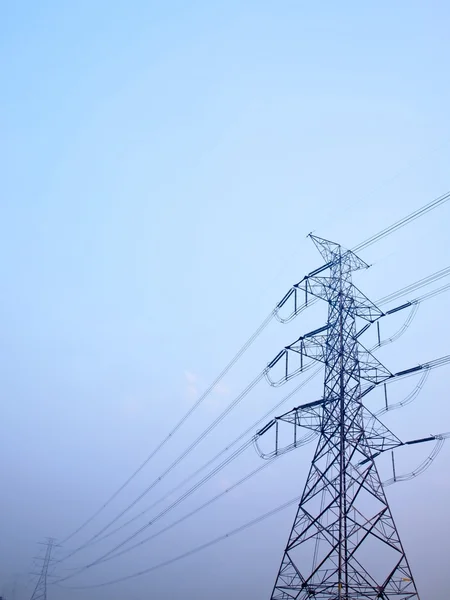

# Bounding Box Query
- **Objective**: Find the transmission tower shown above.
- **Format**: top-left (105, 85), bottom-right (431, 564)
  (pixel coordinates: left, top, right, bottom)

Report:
top-left (30, 539), bottom-right (54, 600)
top-left (256, 235), bottom-right (446, 599)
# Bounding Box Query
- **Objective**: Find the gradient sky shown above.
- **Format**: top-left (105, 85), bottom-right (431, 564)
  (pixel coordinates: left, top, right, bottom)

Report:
top-left (1, 1), bottom-right (450, 599)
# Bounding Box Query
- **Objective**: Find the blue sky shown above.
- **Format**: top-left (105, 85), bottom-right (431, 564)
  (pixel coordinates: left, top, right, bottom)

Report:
top-left (1, 2), bottom-right (450, 599)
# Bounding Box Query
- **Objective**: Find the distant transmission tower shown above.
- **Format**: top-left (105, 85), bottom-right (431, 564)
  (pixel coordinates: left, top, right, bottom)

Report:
top-left (30, 539), bottom-right (54, 600)
top-left (256, 235), bottom-right (447, 599)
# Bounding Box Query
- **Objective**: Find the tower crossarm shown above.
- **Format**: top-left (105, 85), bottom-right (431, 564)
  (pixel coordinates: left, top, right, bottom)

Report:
top-left (266, 306), bottom-right (445, 390)
top-left (254, 399), bottom-right (405, 461)
top-left (254, 398), bottom-right (324, 459)
top-left (358, 431), bottom-right (450, 484)
top-left (265, 329), bottom-right (392, 387)
top-left (275, 274), bottom-right (386, 325)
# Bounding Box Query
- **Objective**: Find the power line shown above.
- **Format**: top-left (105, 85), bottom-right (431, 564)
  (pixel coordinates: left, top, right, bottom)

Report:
top-left (56, 495), bottom-right (302, 589)
top-left (56, 370), bottom-right (264, 565)
top-left (87, 367), bottom-right (322, 548)
top-left (77, 456), bottom-right (291, 568)
top-left (94, 278), bottom-right (450, 549)
top-left (353, 190), bottom-right (450, 252)
top-left (55, 347), bottom-right (450, 583)
top-left (55, 265), bottom-right (450, 574)
top-left (60, 311), bottom-right (275, 545)
top-left (376, 265), bottom-right (450, 306)
top-left (414, 281), bottom-right (450, 303)
top-left (57, 189), bottom-right (450, 567)
top-left (55, 440), bottom-right (256, 580)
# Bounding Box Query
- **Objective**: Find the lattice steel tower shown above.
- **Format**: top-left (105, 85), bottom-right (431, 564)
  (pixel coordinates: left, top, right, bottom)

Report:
top-left (257, 235), bottom-right (435, 599)
top-left (30, 539), bottom-right (54, 600)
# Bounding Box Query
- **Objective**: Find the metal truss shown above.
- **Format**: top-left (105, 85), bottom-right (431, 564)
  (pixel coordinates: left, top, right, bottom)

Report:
top-left (30, 539), bottom-right (54, 600)
top-left (257, 235), bottom-right (447, 599)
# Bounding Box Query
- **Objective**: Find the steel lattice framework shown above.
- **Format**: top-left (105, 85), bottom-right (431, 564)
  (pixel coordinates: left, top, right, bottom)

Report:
top-left (30, 539), bottom-right (54, 600)
top-left (258, 235), bottom-right (428, 599)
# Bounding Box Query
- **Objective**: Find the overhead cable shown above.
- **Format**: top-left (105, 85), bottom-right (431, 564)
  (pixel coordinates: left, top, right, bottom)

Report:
top-left (56, 495), bottom-right (301, 589)
top-left (57, 370), bottom-right (265, 563)
top-left (60, 310), bottom-right (275, 545)
top-left (352, 190), bottom-right (450, 252)
top-left (90, 367), bottom-right (323, 547)
top-left (58, 189), bottom-right (450, 561)
top-left (57, 269), bottom-right (450, 569)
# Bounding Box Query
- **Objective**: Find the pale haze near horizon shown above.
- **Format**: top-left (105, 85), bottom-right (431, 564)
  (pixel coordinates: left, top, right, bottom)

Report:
top-left (1, 2), bottom-right (450, 599)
